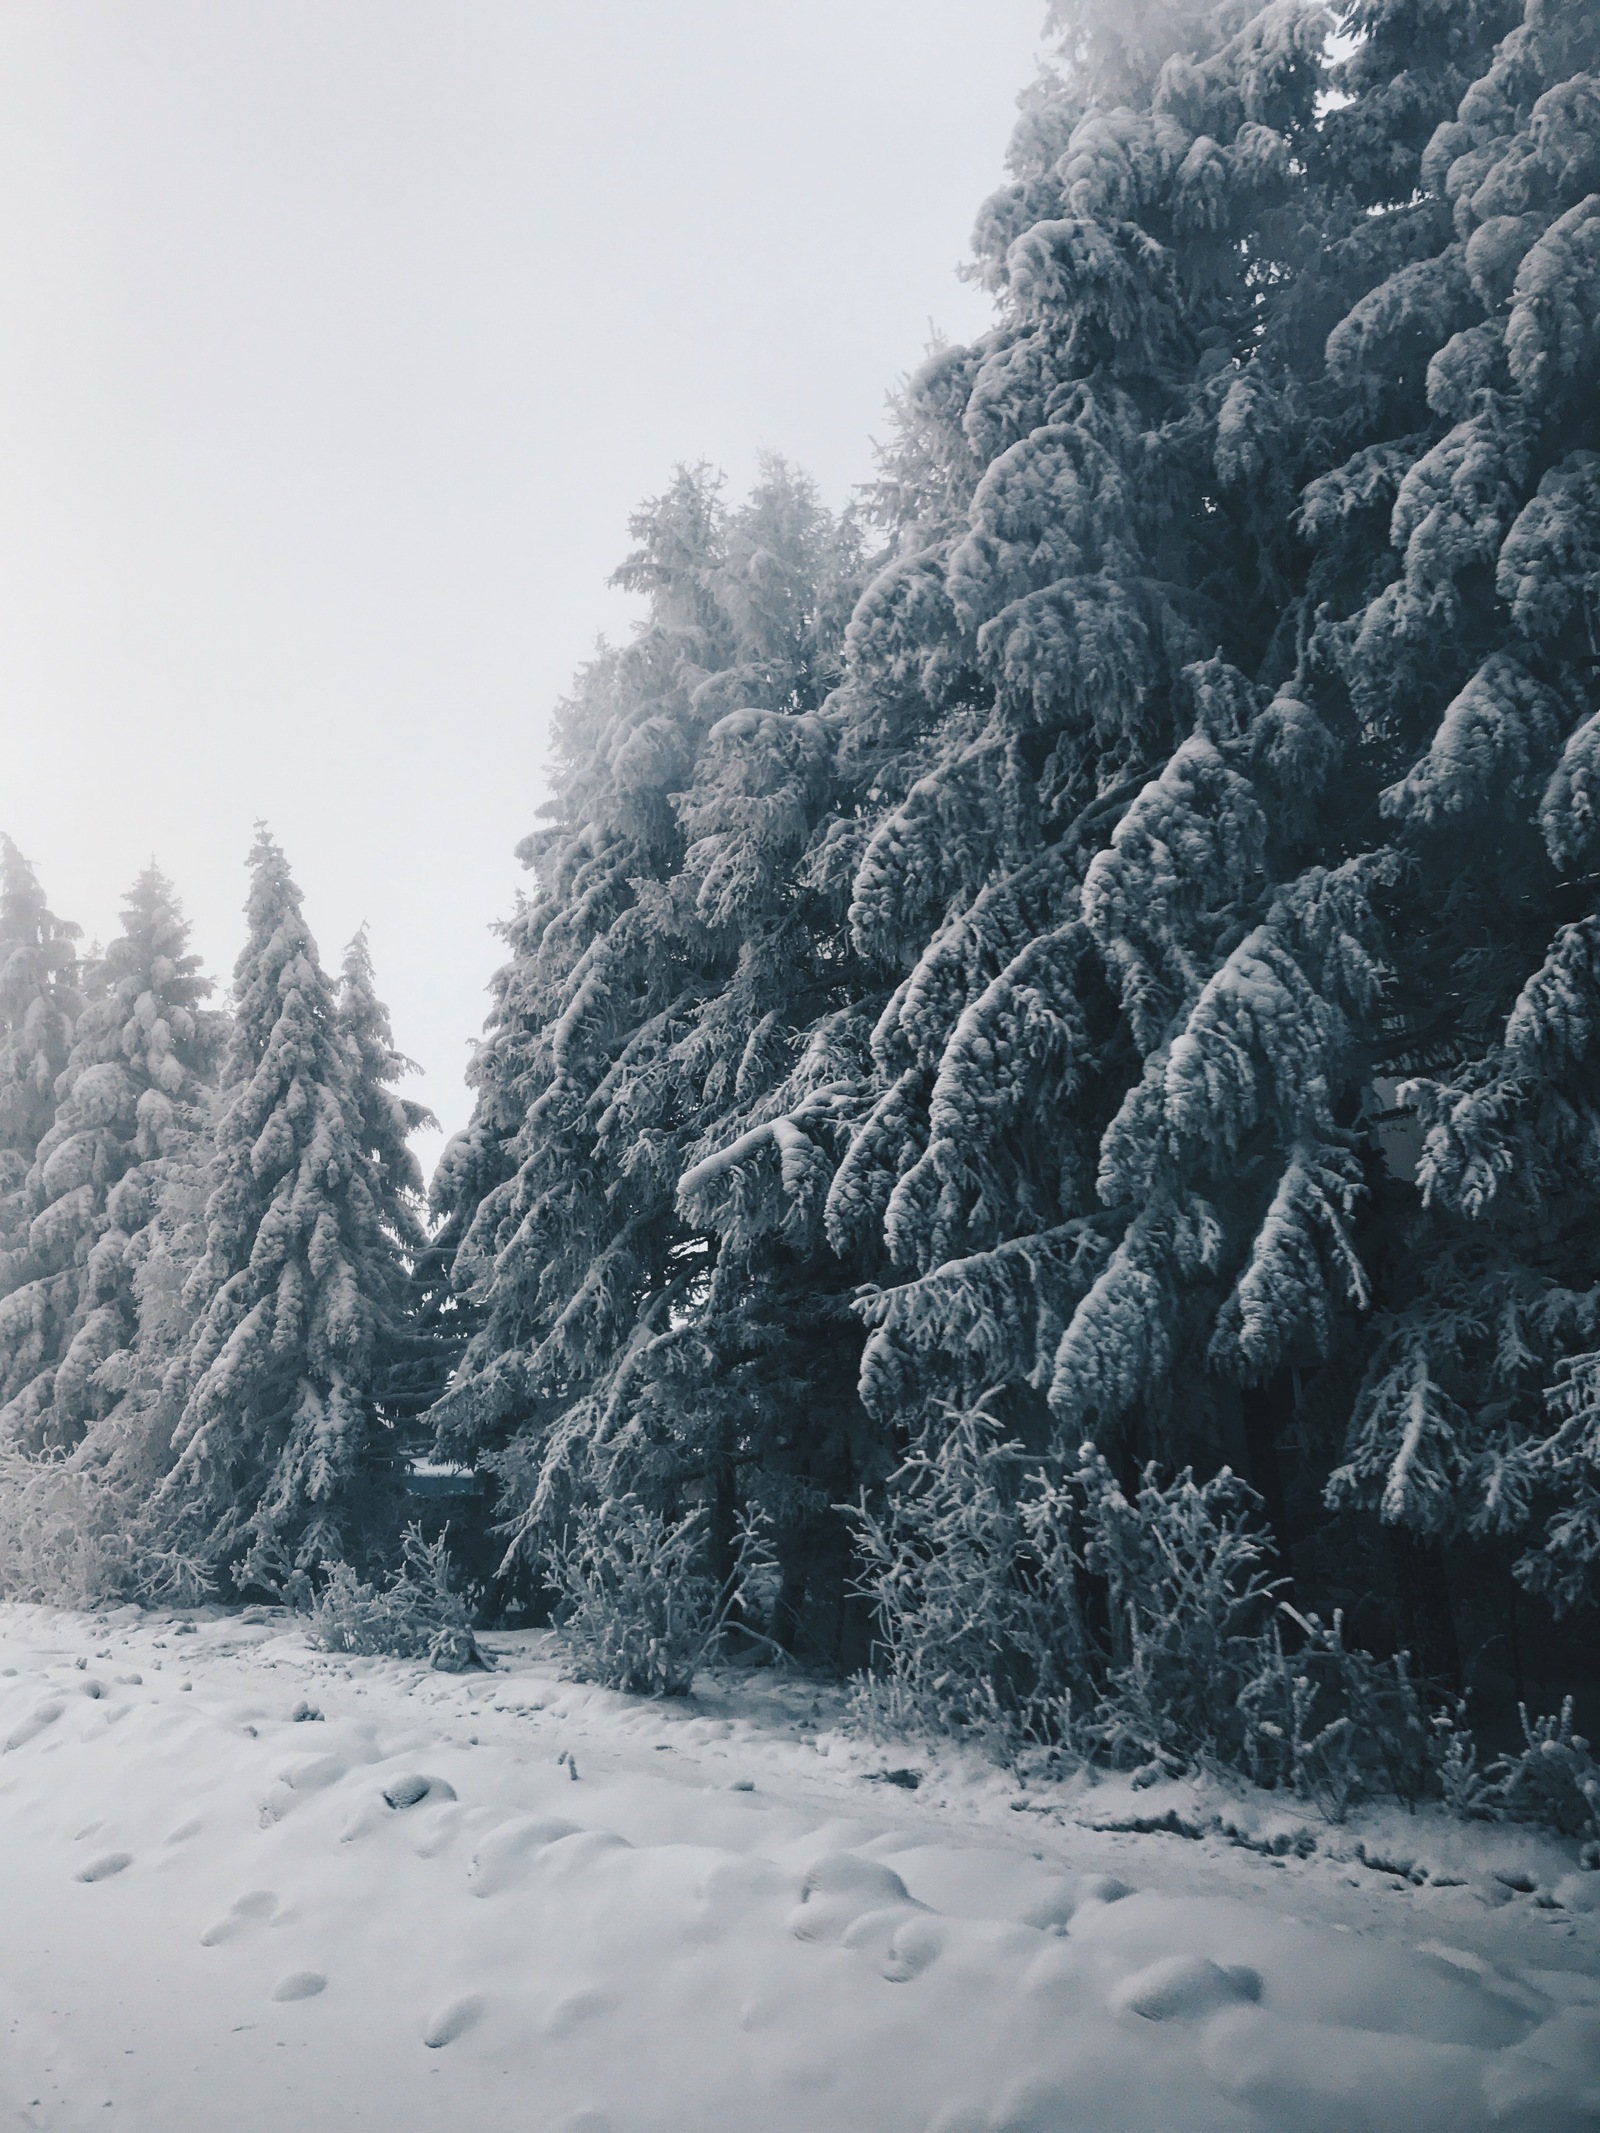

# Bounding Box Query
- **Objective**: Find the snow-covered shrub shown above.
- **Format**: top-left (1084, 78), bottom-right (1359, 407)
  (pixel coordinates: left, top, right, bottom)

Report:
top-left (1071, 1450), bottom-right (1283, 1780)
top-left (853, 1433), bottom-right (1460, 1812)
top-left (1481, 1700), bottom-right (1600, 1843)
top-left (304, 1526), bottom-right (483, 1672)
top-left (0, 1449), bottom-right (209, 1608)
top-left (546, 1495), bottom-right (774, 1698)
top-left (1424, 1696), bottom-right (1600, 1842)
top-left (848, 1404), bottom-right (1085, 1771)
top-left (1429, 1702), bottom-right (1491, 1821)
top-left (1238, 1610), bottom-right (1433, 1822)
top-left (850, 1430), bottom-right (1292, 1776)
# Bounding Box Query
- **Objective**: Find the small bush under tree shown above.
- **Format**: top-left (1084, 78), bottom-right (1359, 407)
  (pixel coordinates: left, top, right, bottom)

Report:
top-left (304, 1526), bottom-right (484, 1672)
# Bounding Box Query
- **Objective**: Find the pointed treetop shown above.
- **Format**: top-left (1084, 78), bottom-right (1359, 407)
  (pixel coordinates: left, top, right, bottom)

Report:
top-left (224, 827), bottom-right (328, 1087)
top-left (97, 863), bottom-right (211, 1012)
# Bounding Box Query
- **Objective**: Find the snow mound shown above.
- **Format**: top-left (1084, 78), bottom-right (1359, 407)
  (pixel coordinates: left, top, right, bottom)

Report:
top-left (269, 1970), bottom-right (327, 2002)
top-left (465, 1814), bottom-right (584, 1895)
top-left (383, 1772), bottom-right (457, 1810)
top-left (1110, 1952), bottom-right (1262, 2020)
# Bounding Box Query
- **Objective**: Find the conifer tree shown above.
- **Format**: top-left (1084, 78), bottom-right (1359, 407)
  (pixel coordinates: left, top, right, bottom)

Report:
top-left (1307, 0), bottom-right (1600, 1620)
top-left (338, 925), bottom-right (433, 1255)
top-left (786, 0), bottom-right (1351, 1482)
top-left (0, 866), bottom-right (221, 1451)
top-left (808, 0), bottom-right (1600, 1681)
top-left (0, 837), bottom-right (83, 1438)
top-left (434, 461), bottom-right (874, 1641)
top-left (337, 925), bottom-right (441, 1434)
top-left (156, 832), bottom-right (418, 1590)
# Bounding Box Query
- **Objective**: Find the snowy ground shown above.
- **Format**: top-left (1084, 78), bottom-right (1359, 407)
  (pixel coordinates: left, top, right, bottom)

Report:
top-left (1, 1603), bottom-right (1598, 2133)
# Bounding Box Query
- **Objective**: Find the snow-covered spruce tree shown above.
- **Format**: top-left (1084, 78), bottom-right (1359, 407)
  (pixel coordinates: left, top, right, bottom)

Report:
top-left (798, 0), bottom-right (1600, 1707)
top-left (0, 837), bottom-right (83, 1439)
top-left (0, 866), bottom-right (229, 1601)
top-left (336, 925), bottom-right (441, 1435)
top-left (814, 3), bottom-right (1353, 1478)
top-left (0, 865), bottom-right (222, 1453)
top-left (154, 832), bottom-right (420, 1591)
top-left (434, 461), bottom-right (877, 1650)
top-left (1308, 0), bottom-right (1600, 1631)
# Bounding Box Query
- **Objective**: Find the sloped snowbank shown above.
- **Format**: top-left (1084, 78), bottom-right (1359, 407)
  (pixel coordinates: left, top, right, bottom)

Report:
top-left (1, 1603), bottom-right (1597, 2133)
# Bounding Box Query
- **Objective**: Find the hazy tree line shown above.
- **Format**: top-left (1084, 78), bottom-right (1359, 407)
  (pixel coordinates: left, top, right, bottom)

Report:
top-left (4, 0), bottom-right (1600, 1792)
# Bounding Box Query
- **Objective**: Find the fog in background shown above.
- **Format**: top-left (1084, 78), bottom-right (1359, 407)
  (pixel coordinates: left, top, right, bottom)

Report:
top-left (0, 0), bottom-right (1041, 1164)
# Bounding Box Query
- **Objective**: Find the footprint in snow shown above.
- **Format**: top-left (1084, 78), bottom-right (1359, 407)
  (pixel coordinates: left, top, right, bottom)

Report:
top-left (1074, 1872), bottom-right (1134, 1908)
top-left (3, 1700), bottom-right (64, 1752)
top-left (880, 1913), bottom-right (946, 1983)
top-left (201, 1891), bottom-right (278, 1945)
top-left (422, 1994), bottom-right (485, 2048)
top-left (835, 1901), bottom-right (946, 1983)
top-left (270, 1971), bottom-right (327, 2002)
top-left (74, 1852), bottom-right (133, 1883)
top-left (542, 1989), bottom-right (613, 2039)
top-left (1014, 1876), bottom-right (1083, 1932)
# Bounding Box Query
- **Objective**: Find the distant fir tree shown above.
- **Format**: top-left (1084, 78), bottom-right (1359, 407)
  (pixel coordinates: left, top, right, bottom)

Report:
top-left (0, 838), bottom-right (83, 1438)
top-left (156, 832), bottom-right (421, 1591)
top-left (434, 461), bottom-right (875, 1645)
top-left (0, 865), bottom-right (221, 1453)
top-left (336, 925), bottom-right (442, 1436)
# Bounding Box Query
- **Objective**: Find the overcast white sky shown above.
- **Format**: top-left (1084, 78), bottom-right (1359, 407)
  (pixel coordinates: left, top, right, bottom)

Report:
top-left (0, 0), bottom-right (1042, 1164)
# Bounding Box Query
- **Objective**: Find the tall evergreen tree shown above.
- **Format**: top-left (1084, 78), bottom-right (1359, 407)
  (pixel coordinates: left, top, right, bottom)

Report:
top-left (336, 925), bottom-right (442, 1433)
top-left (783, 0), bottom-right (1600, 1687)
top-left (434, 461), bottom-right (874, 1642)
top-left (743, 0), bottom-right (1349, 1487)
top-left (1306, 0), bottom-right (1600, 1624)
top-left (155, 832), bottom-right (418, 1590)
top-left (0, 866), bottom-right (221, 1450)
top-left (0, 837), bottom-right (83, 1438)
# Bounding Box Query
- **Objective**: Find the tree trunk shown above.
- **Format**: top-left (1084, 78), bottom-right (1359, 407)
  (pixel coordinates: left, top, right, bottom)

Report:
top-left (708, 1445), bottom-right (737, 1596)
top-left (1385, 1526), bottom-right (1461, 1691)
top-left (772, 1533), bottom-right (810, 1655)
top-left (1238, 1372), bottom-right (1295, 1582)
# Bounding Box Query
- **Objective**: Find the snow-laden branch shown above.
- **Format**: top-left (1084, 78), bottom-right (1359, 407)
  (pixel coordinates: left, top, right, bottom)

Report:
top-left (675, 1084), bottom-right (853, 1210)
